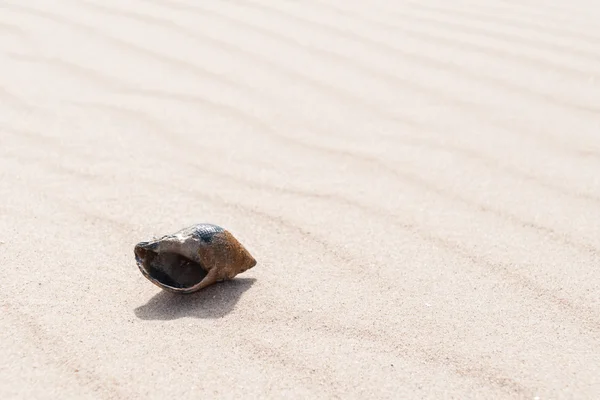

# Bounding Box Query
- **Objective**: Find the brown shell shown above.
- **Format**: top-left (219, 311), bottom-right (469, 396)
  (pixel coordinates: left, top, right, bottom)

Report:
top-left (134, 223), bottom-right (257, 294)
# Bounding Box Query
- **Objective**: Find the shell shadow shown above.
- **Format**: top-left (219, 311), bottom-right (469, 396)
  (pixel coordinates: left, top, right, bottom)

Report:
top-left (134, 278), bottom-right (256, 320)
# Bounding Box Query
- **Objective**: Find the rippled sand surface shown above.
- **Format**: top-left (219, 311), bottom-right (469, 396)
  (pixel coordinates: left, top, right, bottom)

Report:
top-left (1, 1), bottom-right (600, 398)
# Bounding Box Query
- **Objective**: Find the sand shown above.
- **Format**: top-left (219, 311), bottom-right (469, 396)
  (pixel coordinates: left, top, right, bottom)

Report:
top-left (1, 0), bottom-right (600, 398)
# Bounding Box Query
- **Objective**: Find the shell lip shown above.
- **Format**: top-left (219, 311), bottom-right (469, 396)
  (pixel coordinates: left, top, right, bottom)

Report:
top-left (134, 242), bottom-right (208, 294)
top-left (135, 240), bottom-right (159, 251)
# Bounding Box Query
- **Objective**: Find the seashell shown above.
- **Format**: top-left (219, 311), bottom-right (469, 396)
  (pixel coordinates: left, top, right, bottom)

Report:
top-left (134, 223), bottom-right (257, 294)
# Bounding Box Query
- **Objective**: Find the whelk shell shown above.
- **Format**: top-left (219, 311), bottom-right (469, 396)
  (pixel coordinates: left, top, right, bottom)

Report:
top-left (134, 223), bottom-right (257, 294)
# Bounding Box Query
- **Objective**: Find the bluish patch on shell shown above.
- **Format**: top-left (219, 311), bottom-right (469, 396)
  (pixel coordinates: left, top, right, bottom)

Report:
top-left (191, 223), bottom-right (224, 243)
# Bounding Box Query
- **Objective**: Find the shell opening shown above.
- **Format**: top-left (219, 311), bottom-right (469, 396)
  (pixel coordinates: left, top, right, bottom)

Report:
top-left (135, 246), bottom-right (208, 290)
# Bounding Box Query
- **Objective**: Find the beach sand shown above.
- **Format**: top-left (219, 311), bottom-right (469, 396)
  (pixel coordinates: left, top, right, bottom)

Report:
top-left (1, 0), bottom-right (600, 398)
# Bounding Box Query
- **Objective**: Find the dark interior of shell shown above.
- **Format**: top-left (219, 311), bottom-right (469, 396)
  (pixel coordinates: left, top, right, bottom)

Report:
top-left (135, 247), bottom-right (208, 289)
